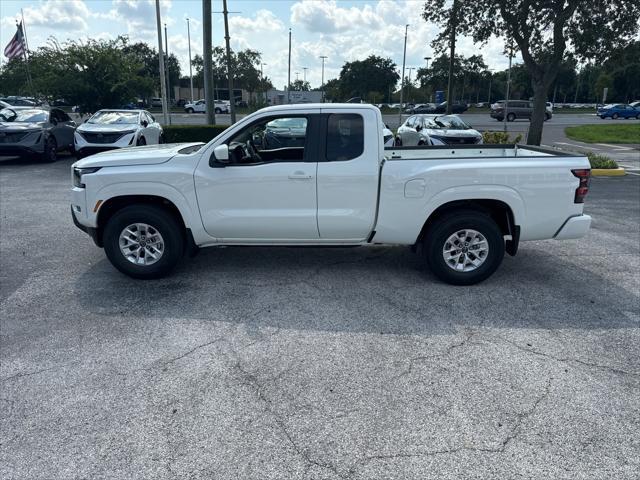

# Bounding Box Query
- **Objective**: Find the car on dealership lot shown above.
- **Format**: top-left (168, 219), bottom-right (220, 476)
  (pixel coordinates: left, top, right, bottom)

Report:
top-left (0, 100), bottom-right (10, 109)
top-left (630, 100), bottom-right (640, 109)
top-left (74, 110), bottom-right (163, 159)
top-left (596, 104), bottom-right (640, 119)
top-left (184, 99), bottom-right (230, 114)
top-left (70, 103), bottom-right (592, 285)
top-left (0, 96), bottom-right (37, 107)
top-left (490, 100), bottom-right (552, 121)
top-left (0, 106), bottom-right (76, 162)
top-left (396, 114), bottom-right (482, 146)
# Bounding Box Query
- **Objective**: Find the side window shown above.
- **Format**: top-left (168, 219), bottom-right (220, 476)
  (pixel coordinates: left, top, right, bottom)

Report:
top-left (56, 110), bottom-right (71, 122)
top-left (226, 116), bottom-right (308, 165)
top-left (326, 113), bottom-right (364, 162)
top-left (406, 116), bottom-right (415, 128)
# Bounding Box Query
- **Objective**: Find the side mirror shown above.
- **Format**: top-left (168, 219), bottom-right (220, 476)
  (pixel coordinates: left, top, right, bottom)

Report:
top-left (415, 124), bottom-right (422, 132)
top-left (210, 144), bottom-right (230, 167)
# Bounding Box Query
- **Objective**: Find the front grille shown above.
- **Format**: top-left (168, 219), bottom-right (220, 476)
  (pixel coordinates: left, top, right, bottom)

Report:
top-left (80, 131), bottom-right (127, 144)
top-left (435, 135), bottom-right (481, 145)
top-left (0, 132), bottom-right (29, 143)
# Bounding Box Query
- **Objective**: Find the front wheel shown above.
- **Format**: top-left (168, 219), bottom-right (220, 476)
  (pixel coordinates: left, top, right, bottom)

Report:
top-left (506, 113), bottom-right (516, 122)
top-left (612, 113), bottom-right (619, 119)
top-left (214, 108), bottom-right (222, 114)
top-left (424, 210), bottom-right (505, 285)
top-left (186, 108), bottom-right (194, 113)
top-left (136, 136), bottom-right (146, 146)
top-left (42, 136), bottom-right (57, 163)
top-left (600, 115), bottom-right (607, 119)
top-left (103, 205), bottom-right (185, 279)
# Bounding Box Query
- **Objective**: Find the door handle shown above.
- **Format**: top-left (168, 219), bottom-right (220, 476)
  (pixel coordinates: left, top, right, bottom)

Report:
top-left (288, 172), bottom-right (312, 180)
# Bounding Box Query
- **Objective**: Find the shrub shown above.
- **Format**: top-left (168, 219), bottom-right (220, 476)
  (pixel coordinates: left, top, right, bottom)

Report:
top-left (586, 152), bottom-right (618, 169)
top-left (163, 125), bottom-right (228, 143)
top-left (482, 131), bottom-right (523, 144)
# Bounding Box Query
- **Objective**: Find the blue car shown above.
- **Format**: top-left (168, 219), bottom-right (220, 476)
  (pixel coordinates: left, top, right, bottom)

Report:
top-left (597, 104), bottom-right (640, 119)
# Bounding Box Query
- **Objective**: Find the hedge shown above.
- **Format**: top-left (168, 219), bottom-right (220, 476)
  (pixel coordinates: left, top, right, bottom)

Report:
top-left (481, 131), bottom-right (523, 144)
top-left (586, 152), bottom-right (619, 169)
top-left (163, 125), bottom-right (229, 143)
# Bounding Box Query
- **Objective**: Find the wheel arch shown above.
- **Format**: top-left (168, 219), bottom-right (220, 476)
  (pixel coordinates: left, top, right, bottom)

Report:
top-left (95, 195), bottom-right (188, 247)
top-left (415, 199), bottom-right (520, 255)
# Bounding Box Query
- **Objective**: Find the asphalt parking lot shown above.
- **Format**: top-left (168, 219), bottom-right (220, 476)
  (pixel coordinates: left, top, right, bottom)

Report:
top-left (1, 155), bottom-right (639, 479)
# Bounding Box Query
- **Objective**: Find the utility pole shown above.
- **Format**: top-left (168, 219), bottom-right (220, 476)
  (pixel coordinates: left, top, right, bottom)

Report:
top-left (222, 0), bottom-right (236, 123)
top-left (202, 0), bottom-right (215, 125)
top-left (295, 71), bottom-right (300, 81)
top-left (154, 0), bottom-right (169, 125)
top-left (164, 23), bottom-right (172, 124)
top-left (487, 71), bottom-right (492, 104)
top-left (424, 56), bottom-right (432, 103)
top-left (319, 55), bottom-right (327, 102)
top-left (503, 44), bottom-right (514, 133)
top-left (287, 28), bottom-right (292, 103)
top-left (260, 63), bottom-right (267, 104)
top-left (187, 17), bottom-right (194, 102)
top-left (399, 24), bottom-right (409, 126)
top-left (303, 67), bottom-right (308, 83)
top-left (407, 67), bottom-right (415, 103)
top-left (446, 0), bottom-right (457, 114)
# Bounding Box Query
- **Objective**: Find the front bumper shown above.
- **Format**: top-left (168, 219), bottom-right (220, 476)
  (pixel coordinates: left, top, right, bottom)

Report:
top-left (0, 145), bottom-right (42, 156)
top-left (76, 146), bottom-right (119, 157)
top-left (71, 206), bottom-right (101, 246)
top-left (554, 214), bottom-right (592, 240)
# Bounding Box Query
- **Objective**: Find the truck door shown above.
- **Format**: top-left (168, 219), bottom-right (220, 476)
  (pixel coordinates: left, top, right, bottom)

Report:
top-left (194, 111), bottom-right (321, 240)
top-left (316, 109), bottom-right (380, 240)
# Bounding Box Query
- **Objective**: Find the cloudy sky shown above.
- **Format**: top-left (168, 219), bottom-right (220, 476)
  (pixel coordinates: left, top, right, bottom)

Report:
top-left (1, 0), bottom-right (516, 89)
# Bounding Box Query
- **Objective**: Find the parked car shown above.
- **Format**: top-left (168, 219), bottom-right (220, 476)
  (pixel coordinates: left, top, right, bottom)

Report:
top-left (150, 98), bottom-right (163, 108)
top-left (629, 101), bottom-right (640, 109)
top-left (0, 96), bottom-right (36, 107)
top-left (596, 104), bottom-right (639, 119)
top-left (396, 114), bottom-right (483, 146)
top-left (382, 125), bottom-right (394, 147)
top-left (411, 103), bottom-right (437, 114)
top-left (0, 106), bottom-right (76, 162)
top-left (0, 100), bottom-right (10, 109)
top-left (490, 100), bottom-right (552, 121)
top-left (74, 109), bottom-right (163, 159)
top-left (184, 99), bottom-right (230, 114)
top-left (70, 103), bottom-right (592, 285)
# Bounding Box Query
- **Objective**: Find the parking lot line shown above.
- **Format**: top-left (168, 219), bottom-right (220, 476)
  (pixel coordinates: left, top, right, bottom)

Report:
top-left (596, 143), bottom-right (633, 151)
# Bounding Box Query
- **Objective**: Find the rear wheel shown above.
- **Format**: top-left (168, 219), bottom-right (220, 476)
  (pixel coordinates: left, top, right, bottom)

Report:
top-left (424, 210), bottom-right (505, 285)
top-left (215, 107), bottom-right (222, 114)
top-left (136, 136), bottom-right (146, 146)
top-left (186, 108), bottom-right (194, 113)
top-left (612, 113), bottom-right (619, 119)
top-left (103, 205), bottom-right (184, 279)
top-left (636, 113), bottom-right (640, 120)
top-left (42, 136), bottom-right (57, 163)
top-left (506, 113), bottom-right (516, 122)
top-left (600, 115), bottom-right (607, 119)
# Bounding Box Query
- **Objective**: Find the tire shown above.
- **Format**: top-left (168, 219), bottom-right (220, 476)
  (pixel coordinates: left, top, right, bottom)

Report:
top-left (600, 115), bottom-right (606, 119)
top-left (395, 136), bottom-right (402, 146)
top-left (612, 113), bottom-right (618, 119)
top-left (136, 136), bottom-right (146, 146)
top-left (159, 134), bottom-right (165, 144)
top-left (636, 114), bottom-right (640, 120)
top-left (544, 113), bottom-right (551, 121)
top-left (423, 210), bottom-right (505, 285)
top-left (42, 135), bottom-right (57, 163)
top-left (186, 108), bottom-right (194, 114)
top-left (103, 205), bottom-right (184, 279)
top-left (506, 113), bottom-right (516, 122)
top-left (215, 108), bottom-right (222, 114)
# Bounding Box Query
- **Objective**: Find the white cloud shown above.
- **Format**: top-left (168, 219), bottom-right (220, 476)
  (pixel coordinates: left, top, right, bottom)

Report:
top-left (20, 0), bottom-right (91, 31)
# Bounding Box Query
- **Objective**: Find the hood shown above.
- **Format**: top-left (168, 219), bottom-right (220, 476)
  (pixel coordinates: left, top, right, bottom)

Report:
top-left (424, 128), bottom-right (481, 138)
top-left (77, 122), bottom-right (139, 133)
top-left (0, 121), bottom-right (44, 132)
top-left (73, 142), bottom-right (204, 168)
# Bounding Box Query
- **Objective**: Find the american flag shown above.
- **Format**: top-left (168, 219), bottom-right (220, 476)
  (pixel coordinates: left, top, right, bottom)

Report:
top-left (4, 22), bottom-right (26, 60)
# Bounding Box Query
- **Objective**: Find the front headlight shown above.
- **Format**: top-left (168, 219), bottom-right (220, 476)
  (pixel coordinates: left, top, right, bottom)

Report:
top-left (73, 167), bottom-right (101, 188)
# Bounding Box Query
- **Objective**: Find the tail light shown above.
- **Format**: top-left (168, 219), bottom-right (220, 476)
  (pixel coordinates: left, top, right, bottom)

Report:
top-left (571, 169), bottom-right (591, 203)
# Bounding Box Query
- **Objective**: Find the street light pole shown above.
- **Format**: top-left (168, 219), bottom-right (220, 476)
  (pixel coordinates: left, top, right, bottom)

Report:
top-left (202, 0), bottom-right (215, 125)
top-left (164, 23), bottom-right (172, 124)
top-left (222, 0), bottom-right (236, 123)
top-left (303, 67), bottom-right (308, 83)
top-left (187, 17), bottom-right (194, 102)
top-left (399, 24), bottom-right (409, 127)
top-left (154, 0), bottom-right (168, 125)
top-left (287, 28), bottom-right (291, 103)
top-left (503, 44), bottom-right (514, 133)
top-left (261, 62), bottom-right (267, 104)
top-left (319, 55), bottom-right (327, 102)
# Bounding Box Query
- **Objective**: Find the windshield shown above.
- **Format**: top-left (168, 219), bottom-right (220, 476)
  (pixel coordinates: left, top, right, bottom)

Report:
top-left (431, 115), bottom-right (470, 130)
top-left (0, 108), bottom-right (48, 123)
top-left (88, 111), bottom-right (139, 124)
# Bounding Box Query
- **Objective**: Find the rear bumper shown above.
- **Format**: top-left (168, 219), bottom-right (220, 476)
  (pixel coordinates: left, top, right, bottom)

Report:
top-left (554, 214), bottom-right (591, 240)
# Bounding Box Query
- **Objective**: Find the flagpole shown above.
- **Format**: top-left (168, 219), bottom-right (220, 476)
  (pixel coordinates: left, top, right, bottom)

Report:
top-left (18, 15), bottom-right (34, 96)
top-left (21, 9), bottom-right (30, 53)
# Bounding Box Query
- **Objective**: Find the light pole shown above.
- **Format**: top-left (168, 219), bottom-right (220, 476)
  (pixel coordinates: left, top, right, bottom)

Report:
top-left (287, 28), bottom-right (291, 103)
top-left (319, 55), bottom-right (327, 102)
top-left (164, 23), bottom-right (172, 124)
top-left (503, 44), bottom-right (514, 133)
top-left (154, 0), bottom-right (168, 125)
top-left (399, 24), bottom-right (409, 126)
top-left (202, 0), bottom-right (215, 125)
top-left (407, 67), bottom-right (414, 103)
top-left (261, 62), bottom-right (267, 104)
top-left (187, 17), bottom-right (194, 102)
top-left (295, 71), bottom-right (300, 81)
top-left (487, 70), bottom-right (493, 105)
top-left (424, 56), bottom-right (432, 102)
top-left (302, 67), bottom-right (308, 83)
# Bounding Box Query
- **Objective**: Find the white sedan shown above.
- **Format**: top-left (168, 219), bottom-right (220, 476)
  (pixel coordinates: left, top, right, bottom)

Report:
top-left (184, 99), bottom-right (230, 114)
top-left (74, 110), bottom-right (163, 159)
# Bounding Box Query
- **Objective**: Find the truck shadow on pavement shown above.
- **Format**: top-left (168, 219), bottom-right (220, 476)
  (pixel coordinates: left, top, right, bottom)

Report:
top-left (74, 245), bottom-right (638, 336)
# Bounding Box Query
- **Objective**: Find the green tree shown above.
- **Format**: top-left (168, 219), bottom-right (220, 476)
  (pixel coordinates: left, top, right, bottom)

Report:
top-left (290, 79), bottom-right (310, 91)
top-left (338, 55), bottom-right (399, 101)
top-left (423, 0), bottom-right (640, 145)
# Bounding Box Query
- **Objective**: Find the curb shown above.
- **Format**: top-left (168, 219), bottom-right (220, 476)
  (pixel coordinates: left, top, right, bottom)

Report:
top-left (592, 167), bottom-right (626, 177)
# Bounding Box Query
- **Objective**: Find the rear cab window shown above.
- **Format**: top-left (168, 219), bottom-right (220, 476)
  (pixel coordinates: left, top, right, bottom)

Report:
top-left (326, 113), bottom-right (364, 162)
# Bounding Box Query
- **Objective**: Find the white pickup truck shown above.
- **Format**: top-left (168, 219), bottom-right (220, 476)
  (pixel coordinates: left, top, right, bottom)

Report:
top-left (71, 104), bottom-right (592, 285)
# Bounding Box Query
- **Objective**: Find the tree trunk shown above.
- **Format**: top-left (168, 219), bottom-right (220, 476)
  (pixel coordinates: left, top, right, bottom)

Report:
top-left (527, 80), bottom-right (550, 145)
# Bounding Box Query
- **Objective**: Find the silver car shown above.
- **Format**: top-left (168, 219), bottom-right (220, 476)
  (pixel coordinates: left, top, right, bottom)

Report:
top-left (0, 107), bottom-right (76, 162)
top-left (396, 114), bottom-right (483, 146)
